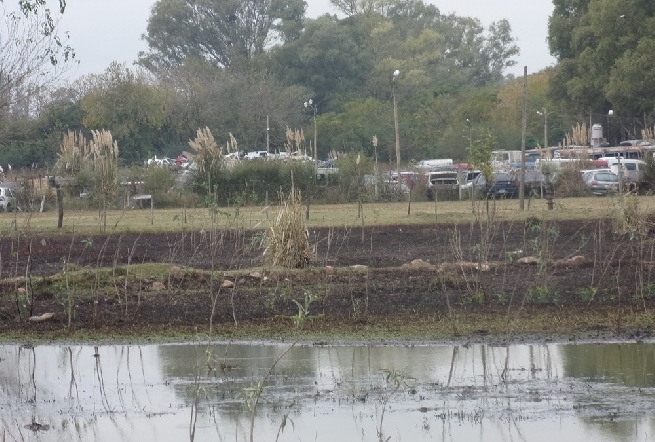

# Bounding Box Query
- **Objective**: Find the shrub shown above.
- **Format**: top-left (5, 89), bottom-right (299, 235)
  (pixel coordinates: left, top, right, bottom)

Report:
top-left (553, 166), bottom-right (587, 197)
top-left (193, 160), bottom-right (315, 206)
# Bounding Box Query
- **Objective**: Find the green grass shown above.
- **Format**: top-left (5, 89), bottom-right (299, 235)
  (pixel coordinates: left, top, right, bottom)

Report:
top-left (0, 195), bottom-right (649, 235)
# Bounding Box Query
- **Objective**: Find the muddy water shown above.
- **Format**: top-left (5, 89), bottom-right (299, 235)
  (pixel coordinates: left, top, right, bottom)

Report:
top-left (1, 341), bottom-right (654, 442)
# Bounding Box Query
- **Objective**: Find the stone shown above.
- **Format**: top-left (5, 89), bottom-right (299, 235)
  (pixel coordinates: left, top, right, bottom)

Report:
top-left (151, 281), bottom-right (166, 291)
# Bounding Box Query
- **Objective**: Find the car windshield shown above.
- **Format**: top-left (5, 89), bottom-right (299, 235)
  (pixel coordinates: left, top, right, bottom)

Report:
top-left (595, 172), bottom-right (618, 182)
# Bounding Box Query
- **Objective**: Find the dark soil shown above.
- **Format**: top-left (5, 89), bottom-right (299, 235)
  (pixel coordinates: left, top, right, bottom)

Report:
top-left (1, 218), bottom-right (654, 342)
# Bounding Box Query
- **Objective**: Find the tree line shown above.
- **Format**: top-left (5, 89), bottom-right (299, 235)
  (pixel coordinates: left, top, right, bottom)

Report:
top-left (1, 0), bottom-right (654, 172)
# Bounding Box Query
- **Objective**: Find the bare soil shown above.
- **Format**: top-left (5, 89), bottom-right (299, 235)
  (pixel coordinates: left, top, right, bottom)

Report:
top-left (1, 218), bottom-right (654, 342)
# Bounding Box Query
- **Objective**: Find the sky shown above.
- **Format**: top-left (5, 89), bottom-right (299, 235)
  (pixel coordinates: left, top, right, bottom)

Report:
top-left (55, 0), bottom-right (556, 80)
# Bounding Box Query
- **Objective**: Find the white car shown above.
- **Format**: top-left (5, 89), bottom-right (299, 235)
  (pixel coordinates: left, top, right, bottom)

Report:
top-left (0, 184), bottom-right (17, 211)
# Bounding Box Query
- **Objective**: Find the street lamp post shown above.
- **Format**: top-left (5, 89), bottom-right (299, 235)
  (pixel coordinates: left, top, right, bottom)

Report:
top-left (607, 109), bottom-right (614, 146)
top-left (304, 99), bottom-right (318, 164)
top-left (537, 109), bottom-right (548, 158)
top-left (372, 135), bottom-right (379, 200)
top-left (392, 69), bottom-right (401, 193)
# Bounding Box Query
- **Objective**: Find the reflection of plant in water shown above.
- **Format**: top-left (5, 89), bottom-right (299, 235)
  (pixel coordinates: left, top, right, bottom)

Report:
top-left (378, 369), bottom-right (414, 442)
top-left (244, 343), bottom-right (297, 442)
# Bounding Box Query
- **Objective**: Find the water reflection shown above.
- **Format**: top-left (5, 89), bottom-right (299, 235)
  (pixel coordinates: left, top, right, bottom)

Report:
top-left (0, 341), bottom-right (654, 441)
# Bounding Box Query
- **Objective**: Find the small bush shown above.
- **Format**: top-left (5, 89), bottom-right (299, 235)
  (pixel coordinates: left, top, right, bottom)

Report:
top-left (612, 194), bottom-right (649, 239)
top-left (553, 166), bottom-right (587, 197)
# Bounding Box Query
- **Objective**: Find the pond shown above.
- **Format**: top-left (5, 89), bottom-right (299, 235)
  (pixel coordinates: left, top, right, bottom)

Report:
top-left (1, 340), bottom-right (654, 441)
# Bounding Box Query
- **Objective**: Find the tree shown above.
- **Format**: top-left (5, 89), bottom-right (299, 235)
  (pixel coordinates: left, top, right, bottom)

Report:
top-left (606, 38), bottom-right (655, 121)
top-left (139, 0), bottom-right (304, 72)
top-left (0, 1), bottom-right (73, 115)
top-left (80, 63), bottom-right (172, 163)
top-left (269, 14), bottom-right (374, 109)
top-left (548, 0), bottom-right (655, 122)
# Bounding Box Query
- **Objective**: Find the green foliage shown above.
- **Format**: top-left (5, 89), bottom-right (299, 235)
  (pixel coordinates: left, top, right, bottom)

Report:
top-left (194, 161), bottom-right (314, 206)
top-left (4, 0), bottom-right (531, 171)
top-left (577, 286), bottom-right (597, 302)
top-left (467, 128), bottom-right (497, 181)
top-left (80, 64), bottom-right (172, 164)
top-left (526, 285), bottom-right (558, 304)
top-left (552, 166), bottom-right (588, 197)
top-left (335, 152), bottom-right (374, 201)
top-left (548, 0), bottom-right (655, 118)
top-left (461, 291), bottom-right (485, 306)
top-left (493, 292), bottom-right (508, 305)
top-left (290, 290), bottom-right (323, 327)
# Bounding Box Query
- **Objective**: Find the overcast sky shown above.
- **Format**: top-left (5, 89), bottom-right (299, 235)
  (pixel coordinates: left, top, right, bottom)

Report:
top-left (55, 0), bottom-right (555, 80)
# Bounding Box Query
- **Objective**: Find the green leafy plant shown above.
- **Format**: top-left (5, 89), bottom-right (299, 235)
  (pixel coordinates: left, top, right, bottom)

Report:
top-left (290, 290), bottom-right (323, 328)
top-left (526, 285), bottom-right (558, 304)
top-left (577, 286), bottom-right (597, 303)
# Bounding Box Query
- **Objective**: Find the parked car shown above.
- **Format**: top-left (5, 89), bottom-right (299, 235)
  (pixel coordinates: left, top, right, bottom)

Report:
top-left (0, 184), bottom-right (17, 211)
top-left (472, 172), bottom-right (518, 198)
top-left (581, 170), bottom-right (619, 196)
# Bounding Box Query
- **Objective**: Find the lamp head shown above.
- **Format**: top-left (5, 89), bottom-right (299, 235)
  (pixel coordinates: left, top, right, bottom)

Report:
top-left (393, 70), bottom-right (400, 78)
top-left (608, 109), bottom-right (614, 116)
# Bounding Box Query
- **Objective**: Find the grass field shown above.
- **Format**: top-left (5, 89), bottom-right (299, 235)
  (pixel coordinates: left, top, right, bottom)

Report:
top-left (0, 194), bottom-right (651, 234)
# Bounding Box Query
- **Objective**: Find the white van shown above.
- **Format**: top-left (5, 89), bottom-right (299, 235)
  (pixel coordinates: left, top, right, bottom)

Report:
top-left (598, 157), bottom-right (646, 184)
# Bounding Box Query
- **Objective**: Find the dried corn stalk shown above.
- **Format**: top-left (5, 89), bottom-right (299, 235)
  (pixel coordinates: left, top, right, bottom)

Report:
top-left (263, 188), bottom-right (312, 268)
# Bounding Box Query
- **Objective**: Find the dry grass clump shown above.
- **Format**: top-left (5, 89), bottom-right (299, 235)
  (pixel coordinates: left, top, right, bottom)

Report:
top-left (562, 122), bottom-right (588, 147)
top-left (284, 126), bottom-right (306, 156)
top-left (56, 130), bottom-right (89, 174)
top-left (89, 129), bottom-right (119, 191)
top-left (612, 194), bottom-right (650, 239)
top-left (56, 129), bottom-right (119, 181)
top-left (188, 127), bottom-right (222, 176)
top-left (263, 189), bottom-right (312, 268)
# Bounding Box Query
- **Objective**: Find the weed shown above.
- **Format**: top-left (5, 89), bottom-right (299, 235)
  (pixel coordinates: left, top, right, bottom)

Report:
top-left (613, 194), bottom-right (648, 239)
top-left (290, 290), bottom-right (323, 328)
top-left (637, 312), bottom-right (654, 329)
top-left (15, 288), bottom-right (29, 319)
top-left (577, 286), bottom-right (597, 303)
top-left (460, 291), bottom-right (485, 306)
top-left (644, 283), bottom-right (655, 300)
top-left (504, 249), bottom-right (523, 263)
top-left (526, 285), bottom-right (558, 304)
top-left (493, 293), bottom-right (508, 305)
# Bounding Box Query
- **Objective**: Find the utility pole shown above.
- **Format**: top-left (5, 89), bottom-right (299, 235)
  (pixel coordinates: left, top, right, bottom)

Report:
top-left (519, 66), bottom-right (527, 211)
top-left (392, 69), bottom-right (401, 194)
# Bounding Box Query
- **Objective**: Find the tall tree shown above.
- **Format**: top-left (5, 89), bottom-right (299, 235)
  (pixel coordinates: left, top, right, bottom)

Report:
top-left (80, 63), bottom-right (172, 163)
top-left (0, 1), bottom-right (74, 116)
top-left (139, 0), bottom-right (304, 72)
top-left (548, 0), bottom-right (655, 123)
